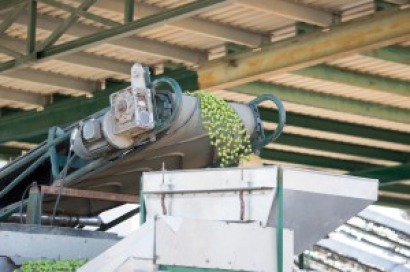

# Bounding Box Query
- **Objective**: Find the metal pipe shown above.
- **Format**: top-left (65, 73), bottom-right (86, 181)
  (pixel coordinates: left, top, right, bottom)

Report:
top-left (0, 152), bottom-right (49, 199)
top-left (0, 131), bottom-right (70, 180)
top-left (8, 213), bottom-right (102, 227)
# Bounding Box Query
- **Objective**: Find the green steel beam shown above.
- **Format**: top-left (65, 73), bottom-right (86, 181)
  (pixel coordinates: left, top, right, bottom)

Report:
top-left (124, 0), bottom-right (134, 23)
top-left (363, 46), bottom-right (410, 65)
top-left (26, 0), bottom-right (37, 56)
top-left (295, 65), bottom-right (410, 97)
top-left (261, 148), bottom-right (379, 172)
top-left (0, 2), bottom-right (26, 34)
top-left (0, 44), bottom-right (24, 59)
top-left (379, 184), bottom-right (410, 194)
top-left (229, 81), bottom-right (410, 124)
top-left (0, 146), bottom-right (23, 159)
top-left (198, 8), bottom-right (410, 90)
top-left (37, 0), bottom-right (227, 59)
top-left (377, 194), bottom-right (410, 209)
top-left (39, 0), bottom-right (118, 28)
top-left (0, 0), bottom-right (25, 11)
top-left (0, 0), bottom-right (227, 72)
top-left (274, 132), bottom-right (409, 162)
top-left (39, 0), bottom-right (97, 50)
top-left (257, 107), bottom-right (410, 145)
top-left (352, 162), bottom-right (410, 182)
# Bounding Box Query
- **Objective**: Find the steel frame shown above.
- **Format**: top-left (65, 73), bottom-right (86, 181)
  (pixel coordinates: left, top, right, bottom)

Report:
top-left (0, 0), bottom-right (228, 73)
top-left (197, 8), bottom-right (410, 89)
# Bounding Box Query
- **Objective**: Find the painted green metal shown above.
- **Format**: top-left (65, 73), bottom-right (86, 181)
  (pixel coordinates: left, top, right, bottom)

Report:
top-left (197, 8), bottom-right (410, 90)
top-left (48, 127), bottom-right (60, 180)
top-left (261, 148), bottom-right (379, 171)
top-left (39, 0), bottom-right (97, 50)
top-left (0, 0), bottom-right (226, 73)
top-left (273, 132), bottom-right (410, 162)
top-left (124, 0), bottom-right (134, 23)
top-left (353, 162), bottom-right (410, 182)
top-left (296, 22), bottom-right (320, 35)
top-left (139, 177), bottom-right (146, 225)
top-left (0, 0), bottom-right (25, 11)
top-left (298, 254), bottom-right (305, 269)
top-left (0, 44), bottom-right (24, 58)
top-left (229, 81), bottom-right (410, 124)
top-left (0, 199), bottom-right (27, 222)
top-left (0, 132), bottom-right (70, 181)
top-left (0, 152), bottom-right (49, 199)
top-left (363, 46), bottom-right (410, 65)
top-left (257, 107), bottom-right (410, 146)
top-left (375, 0), bottom-right (400, 11)
top-left (26, 0), bottom-right (37, 56)
top-left (37, 0), bottom-right (227, 59)
top-left (0, 2), bottom-right (27, 34)
top-left (39, 0), bottom-right (118, 27)
top-left (26, 182), bottom-right (42, 224)
top-left (295, 64), bottom-right (410, 97)
top-left (276, 167), bottom-right (284, 272)
top-left (0, 146), bottom-right (23, 158)
top-left (377, 195), bottom-right (410, 209)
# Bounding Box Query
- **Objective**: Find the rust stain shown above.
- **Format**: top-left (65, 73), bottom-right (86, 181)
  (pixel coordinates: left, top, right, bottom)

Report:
top-left (246, 59), bottom-right (262, 68)
top-left (198, 72), bottom-right (216, 89)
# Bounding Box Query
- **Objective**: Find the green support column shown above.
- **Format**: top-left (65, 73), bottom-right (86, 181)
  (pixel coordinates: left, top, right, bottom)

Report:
top-left (26, 182), bottom-right (42, 225)
top-left (39, 0), bottom-right (97, 50)
top-left (26, 0), bottom-right (37, 56)
top-left (124, 0), bottom-right (134, 23)
top-left (276, 167), bottom-right (284, 272)
top-left (48, 127), bottom-right (60, 180)
top-left (139, 177), bottom-right (146, 225)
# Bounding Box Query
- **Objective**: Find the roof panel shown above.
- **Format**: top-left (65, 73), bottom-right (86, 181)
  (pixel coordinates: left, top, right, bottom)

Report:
top-left (209, 89), bottom-right (410, 133)
top-left (300, 0), bottom-right (373, 11)
top-left (264, 74), bottom-right (410, 109)
top-left (84, 44), bottom-right (165, 65)
top-left (31, 60), bottom-right (128, 81)
top-left (199, 3), bottom-right (294, 33)
top-left (0, 76), bottom-right (82, 97)
top-left (328, 55), bottom-right (410, 82)
top-left (138, 25), bottom-right (223, 50)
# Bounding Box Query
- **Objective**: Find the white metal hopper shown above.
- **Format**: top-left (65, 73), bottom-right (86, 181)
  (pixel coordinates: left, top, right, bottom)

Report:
top-left (142, 166), bottom-right (378, 254)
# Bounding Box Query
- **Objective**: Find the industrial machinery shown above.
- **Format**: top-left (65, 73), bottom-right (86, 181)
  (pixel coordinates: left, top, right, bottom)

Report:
top-left (0, 63), bottom-right (285, 217)
top-left (0, 64), bottom-right (379, 272)
top-left (79, 167), bottom-right (378, 272)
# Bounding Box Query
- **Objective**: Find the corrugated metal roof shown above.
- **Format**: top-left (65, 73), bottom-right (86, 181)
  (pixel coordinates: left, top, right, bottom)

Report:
top-left (329, 55), bottom-right (410, 82)
top-left (264, 73), bottom-right (410, 109)
top-left (209, 89), bottom-right (410, 133)
top-left (0, 0), bottom-right (409, 204)
top-left (200, 3), bottom-right (294, 33)
top-left (139, 25), bottom-right (224, 50)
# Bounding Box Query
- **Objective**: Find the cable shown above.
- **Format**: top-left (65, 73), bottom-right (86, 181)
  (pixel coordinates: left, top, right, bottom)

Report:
top-left (50, 145), bottom-right (75, 226)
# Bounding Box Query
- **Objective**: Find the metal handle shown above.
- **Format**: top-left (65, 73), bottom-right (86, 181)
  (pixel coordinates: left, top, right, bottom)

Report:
top-left (248, 94), bottom-right (286, 150)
